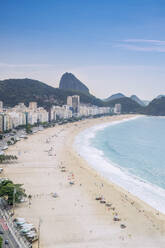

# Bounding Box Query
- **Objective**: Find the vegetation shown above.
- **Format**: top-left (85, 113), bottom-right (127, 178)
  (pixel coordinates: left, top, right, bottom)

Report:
top-left (0, 236), bottom-right (3, 248)
top-left (0, 179), bottom-right (26, 205)
top-left (0, 155), bottom-right (18, 163)
top-left (59, 72), bottom-right (90, 94)
top-left (142, 97), bottom-right (165, 115)
top-left (25, 124), bottom-right (33, 134)
top-left (105, 97), bottom-right (143, 113)
top-left (0, 78), bottom-right (104, 109)
top-left (1, 77), bottom-right (164, 115)
top-left (7, 140), bottom-right (12, 146)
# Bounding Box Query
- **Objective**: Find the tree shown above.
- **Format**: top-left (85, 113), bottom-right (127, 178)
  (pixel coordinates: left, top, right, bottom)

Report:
top-left (7, 140), bottom-right (12, 146)
top-left (0, 180), bottom-right (26, 205)
top-left (0, 155), bottom-right (18, 163)
top-left (28, 194), bottom-right (32, 207)
top-left (0, 236), bottom-right (3, 248)
top-left (26, 124), bottom-right (32, 134)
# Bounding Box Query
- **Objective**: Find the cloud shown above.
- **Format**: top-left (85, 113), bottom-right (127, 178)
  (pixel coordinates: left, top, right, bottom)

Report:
top-left (123, 39), bottom-right (165, 45)
top-left (0, 63), bottom-right (56, 68)
top-left (115, 39), bottom-right (165, 52)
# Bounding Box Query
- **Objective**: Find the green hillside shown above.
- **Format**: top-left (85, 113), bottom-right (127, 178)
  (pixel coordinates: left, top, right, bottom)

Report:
top-left (143, 97), bottom-right (165, 115)
top-left (0, 78), bottom-right (104, 109)
top-left (106, 97), bottom-right (142, 113)
top-left (0, 78), bottom-right (155, 115)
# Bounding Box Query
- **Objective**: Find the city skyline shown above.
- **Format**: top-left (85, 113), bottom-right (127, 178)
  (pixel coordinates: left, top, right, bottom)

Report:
top-left (1, 0), bottom-right (165, 100)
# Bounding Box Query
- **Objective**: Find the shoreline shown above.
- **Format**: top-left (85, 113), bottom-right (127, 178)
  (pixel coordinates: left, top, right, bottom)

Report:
top-left (2, 114), bottom-right (165, 247)
top-left (74, 115), bottom-right (165, 215)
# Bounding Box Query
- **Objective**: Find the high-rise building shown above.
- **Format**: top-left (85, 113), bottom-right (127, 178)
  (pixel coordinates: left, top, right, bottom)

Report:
top-left (67, 96), bottom-right (72, 107)
top-left (67, 95), bottom-right (80, 113)
top-left (114, 104), bottom-right (121, 114)
top-left (0, 101), bottom-right (3, 112)
top-left (0, 114), bottom-right (3, 132)
top-left (3, 114), bottom-right (13, 131)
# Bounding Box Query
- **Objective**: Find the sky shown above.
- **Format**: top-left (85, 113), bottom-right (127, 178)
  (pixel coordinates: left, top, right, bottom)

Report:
top-left (0, 0), bottom-right (165, 100)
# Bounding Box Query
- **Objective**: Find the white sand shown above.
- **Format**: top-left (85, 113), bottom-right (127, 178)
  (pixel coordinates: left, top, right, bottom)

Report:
top-left (2, 115), bottom-right (165, 248)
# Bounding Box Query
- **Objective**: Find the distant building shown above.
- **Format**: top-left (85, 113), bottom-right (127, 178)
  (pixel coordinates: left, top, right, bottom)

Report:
top-left (29, 102), bottom-right (37, 111)
top-left (114, 104), bottom-right (121, 114)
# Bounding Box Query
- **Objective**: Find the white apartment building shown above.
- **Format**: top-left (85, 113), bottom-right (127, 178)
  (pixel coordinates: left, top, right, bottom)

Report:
top-left (0, 101), bottom-right (3, 112)
top-left (0, 96), bottom-right (116, 132)
top-left (0, 113), bottom-right (13, 132)
top-left (27, 111), bottom-right (38, 125)
top-left (114, 104), bottom-right (122, 114)
top-left (3, 114), bottom-right (13, 131)
top-left (79, 105), bottom-right (112, 117)
top-left (51, 105), bottom-right (72, 120)
top-left (37, 107), bottom-right (49, 123)
top-left (62, 105), bottom-right (72, 119)
top-left (67, 95), bottom-right (80, 113)
top-left (8, 111), bottom-right (26, 127)
top-left (79, 105), bottom-right (89, 117)
top-left (0, 115), bottom-right (3, 132)
top-left (50, 106), bottom-right (57, 121)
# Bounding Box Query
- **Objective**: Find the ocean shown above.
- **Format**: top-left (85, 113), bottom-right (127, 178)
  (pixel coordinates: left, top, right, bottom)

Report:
top-left (74, 116), bottom-right (165, 214)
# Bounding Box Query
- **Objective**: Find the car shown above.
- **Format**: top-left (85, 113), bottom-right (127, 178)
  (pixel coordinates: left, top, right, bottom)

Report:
top-left (0, 230), bottom-right (4, 234)
top-left (4, 240), bottom-right (9, 245)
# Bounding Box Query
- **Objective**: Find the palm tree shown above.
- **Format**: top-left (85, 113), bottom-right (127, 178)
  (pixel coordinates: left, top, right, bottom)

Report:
top-left (28, 194), bottom-right (32, 207)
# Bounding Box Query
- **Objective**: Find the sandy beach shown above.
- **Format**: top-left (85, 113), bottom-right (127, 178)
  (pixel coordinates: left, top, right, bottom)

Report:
top-left (2, 114), bottom-right (165, 248)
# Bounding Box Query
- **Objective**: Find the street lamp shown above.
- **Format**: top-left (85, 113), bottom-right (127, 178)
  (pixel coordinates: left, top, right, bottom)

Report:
top-left (13, 187), bottom-right (16, 215)
top-left (38, 218), bottom-right (42, 248)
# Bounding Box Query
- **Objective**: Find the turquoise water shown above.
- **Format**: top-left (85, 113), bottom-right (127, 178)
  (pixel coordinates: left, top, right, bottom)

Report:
top-left (75, 116), bottom-right (165, 214)
top-left (92, 116), bottom-right (165, 190)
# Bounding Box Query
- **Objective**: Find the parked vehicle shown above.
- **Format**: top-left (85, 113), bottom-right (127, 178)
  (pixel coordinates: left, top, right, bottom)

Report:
top-left (2, 145), bottom-right (8, 150)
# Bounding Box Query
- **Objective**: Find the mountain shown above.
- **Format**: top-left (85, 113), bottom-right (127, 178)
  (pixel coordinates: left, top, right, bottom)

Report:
top-left (104, 93), bottom-right (125, 102)
top-left (59, 72), bottom-right (89, 94)
top-left (106, 97), bottom-right (142, 113)
top-left (142, 100), bottom-right (150, 106)
top-left (0, 77), bottom-right (151, 114)
top-left (156, 95), bottom-right (165, 99)
top-left (130, 95), bottom-right (146, 106)
top-left (144, 97), bottom-right (165, 115)
top-left (0, 78), bottom-right (103, 109)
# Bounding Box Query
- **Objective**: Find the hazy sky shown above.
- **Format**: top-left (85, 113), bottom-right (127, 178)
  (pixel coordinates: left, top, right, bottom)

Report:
top-left (0, 0), bottom-right (165, 100)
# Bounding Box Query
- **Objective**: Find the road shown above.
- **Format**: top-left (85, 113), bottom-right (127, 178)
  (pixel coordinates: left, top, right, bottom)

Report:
top-left (0, 217), bottom-right (19, 248)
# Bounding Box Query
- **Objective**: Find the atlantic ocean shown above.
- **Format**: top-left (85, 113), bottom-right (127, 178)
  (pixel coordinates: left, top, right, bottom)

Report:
top-left (74, 116), bottom-right (165, 214)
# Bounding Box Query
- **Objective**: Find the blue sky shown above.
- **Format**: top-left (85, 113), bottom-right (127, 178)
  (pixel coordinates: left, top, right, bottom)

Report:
top-left (0, 0), bottom-right (165, 99)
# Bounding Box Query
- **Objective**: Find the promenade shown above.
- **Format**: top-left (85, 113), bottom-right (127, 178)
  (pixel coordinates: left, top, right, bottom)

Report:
top-left (0, 208), bottom-right (31, 248)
